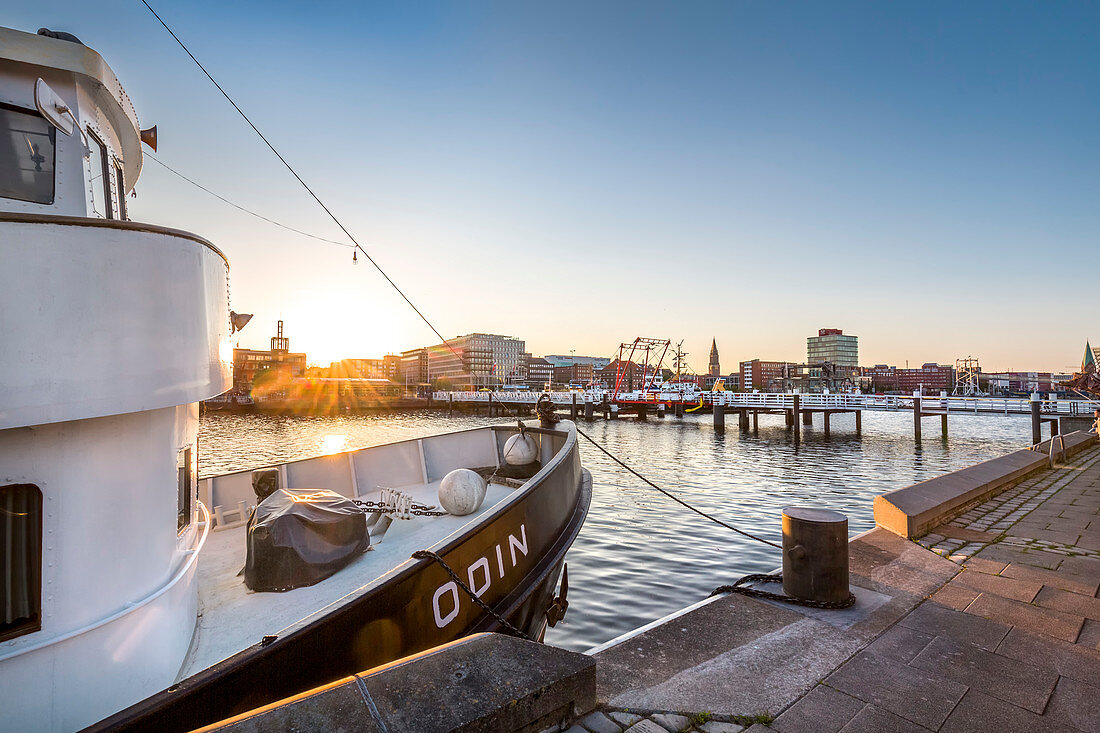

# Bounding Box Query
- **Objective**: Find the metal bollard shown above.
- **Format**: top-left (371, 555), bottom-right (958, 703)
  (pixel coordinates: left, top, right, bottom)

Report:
top-left (782, 507), bottom-right (850, 604)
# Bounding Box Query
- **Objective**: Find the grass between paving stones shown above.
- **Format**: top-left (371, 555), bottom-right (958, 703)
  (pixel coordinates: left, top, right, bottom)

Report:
top-left (730, 711), bottom-right (774, 726)
top-left (689, 711), bottom-right (712, 726)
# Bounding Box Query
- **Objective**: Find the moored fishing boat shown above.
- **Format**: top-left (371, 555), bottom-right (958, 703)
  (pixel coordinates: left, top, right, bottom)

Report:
top-left (0, 25), bottom-right (589, 733)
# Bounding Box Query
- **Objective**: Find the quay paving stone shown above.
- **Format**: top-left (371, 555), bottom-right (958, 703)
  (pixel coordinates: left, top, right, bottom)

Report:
top-left (936, 689), bottom-right (1048, 733)
top-left (1076, 618), bottom-right (1100, 650)
top-left (995, 627), bottom-right (1100, 685)
top-left (897, 599), bottom-right (1010, 651)
top-left (972, 543), bottom-right (1063, 570)
top-left (928, 583), bottom-right (979, 611)
top-left (861, 624), bottom-right (934, 664)
top-left (580, 711), bottom-right (623, 733)
top-left (624, 720), bottom-right (667, 733)
top-left (698, 722), bottom-right (745, 733)
top-left (648, 712), bottom-right (691, 731)
top-left (1056, 554), bottom-right (1100, 576)
top-left (959, 555), bottom-right (1006, 575)
top-left (771, 684), bottom-right (865, 733)
top-left (1035, 585), bottom-right (1100, 621)
top-left (822, 650), bottom-right (967, 730)
top-left (1042, 676), bottom-right (1100, 732)
top-left (836, 705), bottom-right (929, 733)
top-left (907, 634), bottom-right (1058, 713)
top-left (998, 561), bottom-right (1100, 596)
top-left (965, 592), bottom-right (1085, 642)
top-left (608, 711), bottom-right (644, 727)
top-left (949, 567), bottom-right (1042, 602)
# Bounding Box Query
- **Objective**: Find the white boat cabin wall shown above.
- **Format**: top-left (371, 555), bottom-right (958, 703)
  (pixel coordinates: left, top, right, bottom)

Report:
top-left (0, 26), bottom-right (231, 732)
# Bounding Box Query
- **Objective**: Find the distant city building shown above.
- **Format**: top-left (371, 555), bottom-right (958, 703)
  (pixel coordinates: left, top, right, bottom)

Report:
top-left (333, 356), bottom-right (400, 380)
top-left (597, 360), bottom-right (653, 390)
top-left (232, 320), bottom-right (307, 395)
top-left (552, 362), bottom-right (594, 386)
top-left (543, 354), bottom-right (612, 370)
top-left (702, 373), bottom-right (740, 390)
top-left (807, 328), bottom-right (858, 367)
top-left (525, 356), bottom-right (553, 389)
top-left (398, 333), bottom-right (526, 389)
top-left (865, 363), bottom-right (955, 394)
top-left (983, 372), bottom-right (1055, 395)
top-left (708, 339), bottom-right (721, 377)
top-left (740, 359), bottom-right (795, 392)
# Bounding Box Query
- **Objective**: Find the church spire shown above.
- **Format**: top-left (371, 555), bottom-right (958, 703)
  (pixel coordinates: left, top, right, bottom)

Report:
top-left (708, 339), bottom-right (720, 377)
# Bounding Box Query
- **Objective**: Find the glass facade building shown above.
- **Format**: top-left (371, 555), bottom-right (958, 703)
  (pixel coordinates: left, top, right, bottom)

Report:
top-left (807, 328), bottom-right (858, 367)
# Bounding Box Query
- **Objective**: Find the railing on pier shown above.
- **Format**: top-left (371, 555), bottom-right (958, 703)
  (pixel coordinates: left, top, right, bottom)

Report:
top-left (433, 391), bottom-right (1100, 417)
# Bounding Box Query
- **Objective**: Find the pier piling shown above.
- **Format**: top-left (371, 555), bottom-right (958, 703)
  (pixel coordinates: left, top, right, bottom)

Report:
top-left (584, 397), bottom-right (594, 421)
top-left (855, 410), bottom-right (862, 434)
top-left (571, 393), bottom-right (578, 420)
top-left (792, 394), bottom-right (801, 444)
top-left (752, 410), bottom-right (759, 431)
top-left (448, 393), bottom-right (453, 417)
top-left (782, 507), bottom-right (850, 605)
top-left (913, 391), bottom-right (922, 441)
top-left (802, 410), bottom-right (813, 425)
top-left (941, 414), bottom-right (948, 439)
top-left (674, 401), bottom-right (683, 418)
top-left (738, 409), bottom-right (749, 431)
top-left (713, 400), bottom-right (725, 430)
top-left (1031, 393), bottom-right (1041, 444)
top-left (824, 412), bottom-right (830, 435)
top-left (610, 404), bottom-right (619, 420)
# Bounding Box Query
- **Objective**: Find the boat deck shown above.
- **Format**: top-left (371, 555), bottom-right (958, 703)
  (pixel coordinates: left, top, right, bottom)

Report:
top-left (182, 478), bottom-right (515, 679)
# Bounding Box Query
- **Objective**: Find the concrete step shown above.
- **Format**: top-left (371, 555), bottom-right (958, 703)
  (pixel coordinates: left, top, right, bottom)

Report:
top-left (201, 633), bottom-right (596, 733)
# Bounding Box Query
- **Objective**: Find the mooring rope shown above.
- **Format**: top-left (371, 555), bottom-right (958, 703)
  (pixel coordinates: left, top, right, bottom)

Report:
top-left (573, 425), bottom-right (783, 550)
top-left (710, 573), bottom-right (857, 610)
top-left (483, 394), bottom-right (782, 550)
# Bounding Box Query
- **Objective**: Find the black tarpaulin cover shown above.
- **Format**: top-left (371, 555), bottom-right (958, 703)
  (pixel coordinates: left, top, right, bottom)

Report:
top-left (244, 489), bottom-right (370, 592)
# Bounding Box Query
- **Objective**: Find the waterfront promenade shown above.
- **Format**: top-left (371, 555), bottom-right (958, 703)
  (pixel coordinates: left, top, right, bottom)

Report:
top-left (570, 440), bottom-right (1100, 733)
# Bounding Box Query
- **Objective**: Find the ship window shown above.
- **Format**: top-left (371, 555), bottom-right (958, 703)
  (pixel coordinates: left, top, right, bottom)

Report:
top-left (0, 484), bottom-right (42, 643)
top-left (0, 104), bottom-right (56, 205)
top-left (114, 161), bottom-right (127, 219)
top-left (178, 445), bottom-right (195, 532)
top-left (86, 131), bottom-right (113, 219)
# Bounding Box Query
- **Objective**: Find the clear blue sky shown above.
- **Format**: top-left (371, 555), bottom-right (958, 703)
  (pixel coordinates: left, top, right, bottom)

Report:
top-left (13, 2), bottom-right (1098, 372)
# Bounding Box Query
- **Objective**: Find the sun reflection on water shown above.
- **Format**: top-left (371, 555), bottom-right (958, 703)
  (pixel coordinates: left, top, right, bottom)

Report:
top-left (319, 434), bottom-right (349, 455)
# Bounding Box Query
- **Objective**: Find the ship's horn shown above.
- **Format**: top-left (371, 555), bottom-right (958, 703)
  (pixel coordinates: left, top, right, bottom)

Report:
top-left (140, 125), bottom-right (157, 151)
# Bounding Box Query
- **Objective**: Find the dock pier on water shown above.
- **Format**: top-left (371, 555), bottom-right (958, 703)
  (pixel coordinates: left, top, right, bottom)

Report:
top-left (438, 390), bottom-right (1100, 445)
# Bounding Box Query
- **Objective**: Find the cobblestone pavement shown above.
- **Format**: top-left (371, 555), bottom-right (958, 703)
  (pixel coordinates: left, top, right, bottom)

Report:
top-left (917, 445), bottom-right (1100, 564)
top-left (565, 707), bottom-right (764, 733)
top-left (771, 443), bottom-right (1100, 732)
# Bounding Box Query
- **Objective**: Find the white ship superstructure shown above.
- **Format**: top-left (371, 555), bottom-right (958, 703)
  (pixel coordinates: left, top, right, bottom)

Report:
top-left (0, 27), bottom-right (231, 731)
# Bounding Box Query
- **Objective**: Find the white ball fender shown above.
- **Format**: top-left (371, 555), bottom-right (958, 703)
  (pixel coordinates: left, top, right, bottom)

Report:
top-left (438, 468), bottom-right (487, 516)
top-left (502, 432), bottom-right (539, 466)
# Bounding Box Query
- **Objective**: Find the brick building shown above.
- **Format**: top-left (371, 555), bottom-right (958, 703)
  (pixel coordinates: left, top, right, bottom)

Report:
top-left (232, 320), bottom-right (307, 395)
top-left (740, 359), bottom-right (795, 392)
